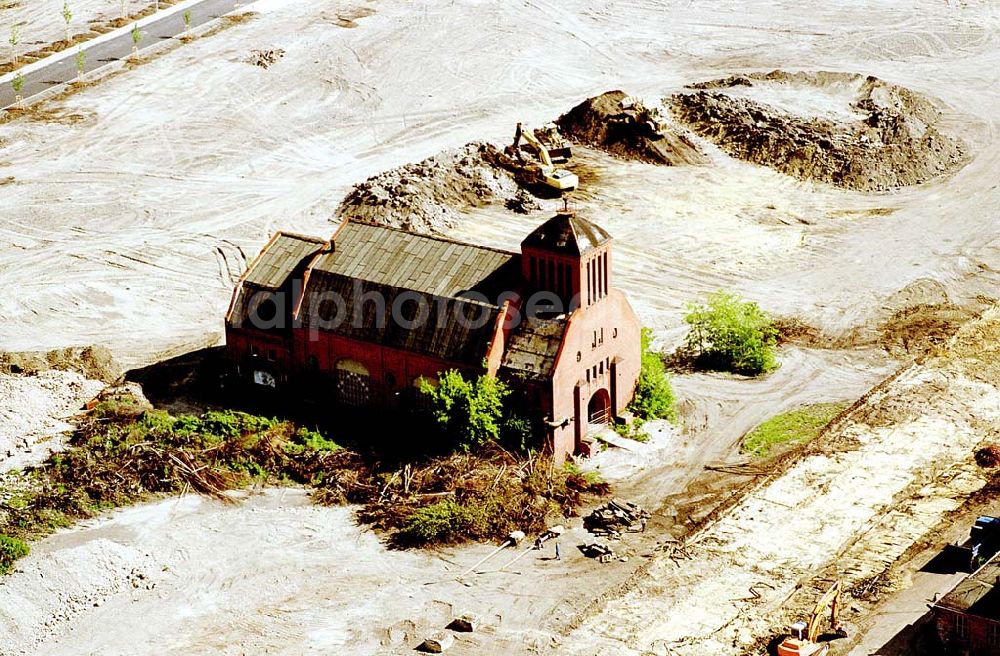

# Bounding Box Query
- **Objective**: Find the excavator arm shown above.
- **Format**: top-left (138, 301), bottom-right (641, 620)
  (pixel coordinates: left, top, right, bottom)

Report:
top-left (806, 581), bottom-right (842, 642)
top-left (520, 129), bottom-right (554, 169)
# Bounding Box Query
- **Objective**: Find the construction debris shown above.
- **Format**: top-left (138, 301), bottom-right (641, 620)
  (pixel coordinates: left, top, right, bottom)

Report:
top-left (245, 48), bottom-right (285, 68)
top-left (584, 498), bottom-right (650, 536)
top-left (446, 613), bottom-right (481, 633)
top-left (581, 541), bottom-right (616, 563)
top-left (418, 631), bottom-right (454, 653)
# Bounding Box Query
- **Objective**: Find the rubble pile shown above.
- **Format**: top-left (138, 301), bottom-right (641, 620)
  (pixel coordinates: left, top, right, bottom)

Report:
top-left (556, 90), bottom-right (708, 166)
top-left (580, 541), bottom-right (616, 563)
top-left (245, 48), bottom-right (286, 69)
top-left (336, 142), bottom-right (525, 234)
top-left (669, 70), bottom-right (968, 191)
top-left (584, 498), bottom-right (649, 537)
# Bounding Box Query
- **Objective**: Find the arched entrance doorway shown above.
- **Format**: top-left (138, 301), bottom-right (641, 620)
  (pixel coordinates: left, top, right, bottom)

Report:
top-left (587, 388), bottom-right (611, 425)
top-left (335, 359), bottom-right (371, 406)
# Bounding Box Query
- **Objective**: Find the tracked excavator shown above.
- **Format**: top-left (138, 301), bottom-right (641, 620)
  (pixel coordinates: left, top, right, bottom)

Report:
top-left (777, 580), bottom-right (847, 656)
top-left (510, 123), bottom-right (578, 192)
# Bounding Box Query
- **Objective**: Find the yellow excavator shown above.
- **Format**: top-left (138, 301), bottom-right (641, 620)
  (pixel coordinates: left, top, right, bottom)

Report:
top-left (777, 580), bottom-right (847, 656)
top-left (510, 123), bottom-right (578, 192)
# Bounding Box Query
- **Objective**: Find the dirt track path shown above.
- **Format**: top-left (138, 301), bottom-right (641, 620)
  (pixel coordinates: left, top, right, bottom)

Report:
top-left (557, 310), bottom-right (1000, 656)
top-left (1, 0), bottom-right (998, 367)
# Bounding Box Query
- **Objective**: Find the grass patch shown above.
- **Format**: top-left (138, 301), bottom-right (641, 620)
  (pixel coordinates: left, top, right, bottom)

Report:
top-left (741, 402), bottom-right (848, 459)
top-left (0, 535), bottom-right (29, 574)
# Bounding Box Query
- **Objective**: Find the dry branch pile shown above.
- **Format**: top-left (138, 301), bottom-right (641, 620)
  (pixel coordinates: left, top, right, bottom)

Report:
top-left (246, 48), bottom-right (285, 69)
top-left (0, 389), bottom-right (608, 572)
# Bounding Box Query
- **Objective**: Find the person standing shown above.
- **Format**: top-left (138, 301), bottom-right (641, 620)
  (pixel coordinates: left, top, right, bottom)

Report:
top-left (555, 542), bottom-right (561, 560)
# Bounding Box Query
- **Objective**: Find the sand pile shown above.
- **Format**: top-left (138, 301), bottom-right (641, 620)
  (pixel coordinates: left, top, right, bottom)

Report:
top-left (669, 71), bottom-right (968, 191)
top-left (0, 371), bottom-right (104, 467)
top-left (0, 539), bottom-right (163, 655)
top-left (336, 142), bottom-right (525, 234)
top-left (556, 90), bottom-right (708, 166)
top-left (0, 346), bottom-right (120, 383)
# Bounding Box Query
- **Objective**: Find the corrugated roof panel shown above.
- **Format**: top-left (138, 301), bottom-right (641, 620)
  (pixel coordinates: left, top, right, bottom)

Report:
top-left (243, 233), bottom-right (327, 289)
top-left (298, 271), bottom-right (500, 366)
top-left (314, 221), bottom-right (519, 301)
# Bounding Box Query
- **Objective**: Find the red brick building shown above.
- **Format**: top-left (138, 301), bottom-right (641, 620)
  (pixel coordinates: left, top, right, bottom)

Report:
top-left (225, 212), bottom-right (642, 461)
top-left (933, 550), bottom-right (1000, 655)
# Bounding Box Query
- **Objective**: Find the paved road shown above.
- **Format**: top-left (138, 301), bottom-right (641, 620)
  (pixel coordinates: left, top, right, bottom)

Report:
top-left (0, 0), bottom-right (242, 109)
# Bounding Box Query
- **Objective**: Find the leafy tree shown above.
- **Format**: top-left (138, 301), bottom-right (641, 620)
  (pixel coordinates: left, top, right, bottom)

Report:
top-left (630, 327), bottom-right (677, 422)
top-left (684, 290), bottom-right (778, 375)
top-left (130, 24), bottom-right (142, 54)
top-left (11, 71), bottom-right (24, 105)
top-left (61, 2), bottom-right (73, 43)
top-left (8, 25), bottom-right (18, 65)
top-left (421, 370), bottom-right (509, 451)
top-left (75, 47), bottom-right (85, 80)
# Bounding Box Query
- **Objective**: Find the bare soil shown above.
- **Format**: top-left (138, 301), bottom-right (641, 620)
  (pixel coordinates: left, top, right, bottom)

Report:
top-left (557, 90), bottom-right (708, 166)
top-left (670, 71), bottom-right (969, 191)
top-left (0, 0), bottom-right (999, 654)
top-left (0, 346), bottom-right (120, 382)
top-left (336, 142), bottom-right (526, 233)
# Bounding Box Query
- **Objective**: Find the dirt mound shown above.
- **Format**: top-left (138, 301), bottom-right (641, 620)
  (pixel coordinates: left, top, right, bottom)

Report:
top-left (0, 539), bottom-right (163, 652)
top-left (0, 345), bottom-right (119, 383)
top-left (976, 445), bottom-right (1000, 468)
top-left (556, 90), bottom-right (708, 166)
top-left (0, 370), bottom-right (105, 467)
top-left (878, 303), bottom-right (978, 357)
top-left (336, 142), bottom-right (525, 234)
top-left (669, 71), bottom-right (968, 190)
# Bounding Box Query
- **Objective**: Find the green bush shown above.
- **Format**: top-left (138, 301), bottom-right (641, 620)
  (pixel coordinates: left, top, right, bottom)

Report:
top-left (684, 291), bottom-right (778, 375)
top-left (421, 370), bottom-right (509, 451)
top-left (630, 328), bottom-right (677, 422)
top-left (0, 535), bottom-right (29, 574)
top-left (398, 499), bottom-right (481, 545)
top-left (284, 428), bottom-right (341, 455)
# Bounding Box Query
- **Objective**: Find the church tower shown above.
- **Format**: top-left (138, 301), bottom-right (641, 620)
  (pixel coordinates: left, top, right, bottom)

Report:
top-left (520, 212), bottom-right (613, 313)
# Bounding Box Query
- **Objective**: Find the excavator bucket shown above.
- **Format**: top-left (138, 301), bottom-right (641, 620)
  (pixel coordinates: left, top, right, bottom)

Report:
top-left (547, 146), bottom-right (572, 163)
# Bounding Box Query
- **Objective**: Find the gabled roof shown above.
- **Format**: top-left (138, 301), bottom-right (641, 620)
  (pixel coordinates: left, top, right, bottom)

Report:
top-left (226, 232), bottom-right (327, 326)
top-left (242, 232), bottom-right (327, 289)
top-left (313, 221), bottom-right (519, 300)
top-left (521, 212), bottom-right (611, 256)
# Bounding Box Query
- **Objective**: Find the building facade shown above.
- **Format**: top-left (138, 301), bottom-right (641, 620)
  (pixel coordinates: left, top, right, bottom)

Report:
top-left (225, 212), bottom-right (642, 462)
top-left (933, 551), bottom-right (1000, 655)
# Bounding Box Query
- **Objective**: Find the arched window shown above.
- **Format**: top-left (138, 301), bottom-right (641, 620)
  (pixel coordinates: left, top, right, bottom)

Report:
top-left (412, 375), bottom-right (438, 410)
top-left (335, 359), bottom-right (370, 406)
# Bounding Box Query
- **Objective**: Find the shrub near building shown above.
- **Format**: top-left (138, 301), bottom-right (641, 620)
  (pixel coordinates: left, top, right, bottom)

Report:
top-left (684, 290), bottom-right (779, 375)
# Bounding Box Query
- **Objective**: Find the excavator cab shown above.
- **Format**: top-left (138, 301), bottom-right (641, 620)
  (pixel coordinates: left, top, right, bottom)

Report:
top-left (776, 581), bottom-right (842, 656)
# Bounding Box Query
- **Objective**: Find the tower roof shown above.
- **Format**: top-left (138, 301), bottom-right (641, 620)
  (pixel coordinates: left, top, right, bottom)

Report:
top-left (521, 212), bottom-right (611, 256)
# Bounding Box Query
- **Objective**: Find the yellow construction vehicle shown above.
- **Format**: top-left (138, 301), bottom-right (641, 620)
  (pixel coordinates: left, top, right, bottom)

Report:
top-left (510, 123), bottom-right (578, 192)
top-left (777, 580), bottom-right (847, 656)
